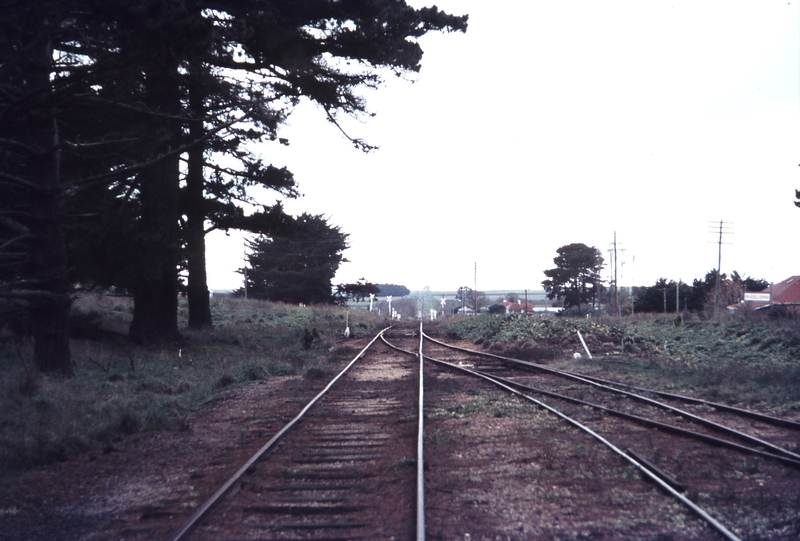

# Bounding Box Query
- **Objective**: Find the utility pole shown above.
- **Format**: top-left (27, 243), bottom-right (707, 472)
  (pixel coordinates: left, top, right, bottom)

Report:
top-left (676, 280), bottom-right (680, 315)
top-left (608, 232), bottom-right (622, 317)
top-left (630, 254), bottom-right (635, 315)
top-left (709, 220), bottom-right (733, 317)
top-left (243, 239), bottom-right (248, 300)
top-left (614, 232), bottom-right (620, 316)
top-left (474, 262), bottom-right (477, 314)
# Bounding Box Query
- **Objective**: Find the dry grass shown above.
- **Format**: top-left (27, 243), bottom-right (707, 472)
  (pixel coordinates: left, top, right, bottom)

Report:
top-left (0, 294), bottom-right (385, 480)
top-left (438, 312), bottom-right (800, 414)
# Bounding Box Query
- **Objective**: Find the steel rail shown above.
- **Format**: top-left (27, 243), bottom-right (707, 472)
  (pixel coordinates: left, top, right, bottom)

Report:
top-left (386, 331), bottom-right (800, 470)
top-left (548, 371), bottom-right (800, 430)
top-left (383, 335), bottom-right (741, 541)
top-left (422, 333), bottom-right (800, 462)
top-left (416, 322), bottom-right (426, 541)
top-left (423, 354), bottom-right (742, 541)
top-left (471, 368), bottom-right (800, 470)
top-left (166, 327), bottom-right (392, 541)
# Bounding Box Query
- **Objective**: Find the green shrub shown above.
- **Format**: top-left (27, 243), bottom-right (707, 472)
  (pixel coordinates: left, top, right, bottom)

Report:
top-left (216, 373), bottom-right (235, 388)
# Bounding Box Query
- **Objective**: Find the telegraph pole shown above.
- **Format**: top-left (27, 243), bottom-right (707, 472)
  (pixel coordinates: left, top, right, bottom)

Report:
top-left (709, 220), bottom-right (733, 317)
top-left (243, 239), bottom-right (248, 299)
top-left (630, 254), bottom-right (635, 315)
top-left (608, 232), bottom-right (622, 317)
top-left (614, 232), bottom-right (619, 316)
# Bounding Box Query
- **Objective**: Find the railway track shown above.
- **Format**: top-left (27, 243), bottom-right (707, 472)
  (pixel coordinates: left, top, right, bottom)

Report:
top-left (165, 324), bottom-right (800, 540)
top-left (413, 329), bottom-right (800, 540)
top-left (421, 333), bottom-right (800, 468)
top-left (168, 328), bottom-right (424, 541)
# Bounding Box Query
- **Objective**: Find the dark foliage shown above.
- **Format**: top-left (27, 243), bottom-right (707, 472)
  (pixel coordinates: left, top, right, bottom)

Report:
top-left (1, 0), bottom-right (467, 365)
top-left (542, 243), bottom-right (604, 310)
top-left (633, 270), bottom-right (770, 313)
top-left (336, 280), bottom-right (381, 304)
top-left (244, 214), bottom-right (348, 305)
top-left (377, 284), bottom-right (411, 297)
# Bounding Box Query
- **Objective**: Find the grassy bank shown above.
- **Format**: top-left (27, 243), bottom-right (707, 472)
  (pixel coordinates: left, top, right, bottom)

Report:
top-left (0, 294), bottom-right (385, 480)
top-left (436, 312), bottom-right (800, 415)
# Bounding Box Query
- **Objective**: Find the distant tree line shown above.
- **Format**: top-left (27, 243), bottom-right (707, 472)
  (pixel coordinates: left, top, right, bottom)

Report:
top-left (540, 244), bottom-right (769, 316)
top-left (377, 284), bottom-right (411, 298)
top-left (0, 1), bottom-right (467, 373)
top-left (631, 270), bottom-right (769, 314)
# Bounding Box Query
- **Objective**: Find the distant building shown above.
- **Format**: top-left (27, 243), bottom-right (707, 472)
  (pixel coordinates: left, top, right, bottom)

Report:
top-left (499, 300), bottom-right (556, 315)
top-left (732, 276), bottom-right (800, 313)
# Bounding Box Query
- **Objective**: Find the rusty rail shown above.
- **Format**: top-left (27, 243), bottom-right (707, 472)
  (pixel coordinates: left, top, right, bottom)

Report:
top-left (166, 327), bottom-right (391, 541)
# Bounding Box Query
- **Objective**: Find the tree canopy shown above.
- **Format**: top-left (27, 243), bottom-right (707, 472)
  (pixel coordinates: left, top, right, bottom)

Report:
top-left (377, 284), bottom-right (411, 297)
top-left (542, 243), bottom-right (604, 311)
top-left (0, 1), bottom-right (468, 370)
top-left (243, 214), bottom-right (348, 305)
top-left (632, 270), bottom-right (769, 314)
top-left (336, 280), bottom-right (381, 304)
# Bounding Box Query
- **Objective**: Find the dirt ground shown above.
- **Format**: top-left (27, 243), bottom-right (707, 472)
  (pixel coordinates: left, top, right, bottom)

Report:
top-left (1, 337), bottom-right (800, 541)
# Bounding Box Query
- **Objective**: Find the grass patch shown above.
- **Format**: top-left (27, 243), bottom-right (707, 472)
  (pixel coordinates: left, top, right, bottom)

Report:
top-left (0, 294), bottom-right (385, 480)
top-left (437, 312), bottom-right (800, 412)
top-left (391, 456), bottom-right (416, 469)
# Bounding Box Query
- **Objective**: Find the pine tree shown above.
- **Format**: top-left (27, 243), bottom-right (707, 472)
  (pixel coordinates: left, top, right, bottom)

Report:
top-left (2, 0), bottom-right (468, 358)
top-left (542, 244), bottom-right (605, 311)
top-left (244, 214), bottom-right (348, 305)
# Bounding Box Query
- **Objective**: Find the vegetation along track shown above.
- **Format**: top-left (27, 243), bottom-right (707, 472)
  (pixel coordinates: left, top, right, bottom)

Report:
top-left (174, 324), bottom-right (800, 540)
top-left (15, 321), bottom-right (794, 540)
top-left (168, 327), bottom-right (424, 541)
top-left (407, 329), bottom-right (800, 540)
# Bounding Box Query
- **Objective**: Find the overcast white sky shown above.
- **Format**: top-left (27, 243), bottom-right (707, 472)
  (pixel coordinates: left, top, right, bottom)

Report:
top-left (207, 0), bottom-right (800, 294)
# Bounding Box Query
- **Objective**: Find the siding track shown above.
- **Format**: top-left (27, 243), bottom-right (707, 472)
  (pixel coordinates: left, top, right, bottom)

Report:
top-left (411, 329), bottom-right (800, 540)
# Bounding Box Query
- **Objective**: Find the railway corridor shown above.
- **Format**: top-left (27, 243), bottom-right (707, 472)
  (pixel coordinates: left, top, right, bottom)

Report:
top-left (3, 324), bottom-right (799, 540)
top-left (167, 325), bottom-right (800, 541)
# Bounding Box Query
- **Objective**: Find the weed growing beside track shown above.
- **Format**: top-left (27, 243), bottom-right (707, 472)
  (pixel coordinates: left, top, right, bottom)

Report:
top-left (0, 294), bottom-right (385, 481)
top-left (435, 312), bottom-right (800, 415)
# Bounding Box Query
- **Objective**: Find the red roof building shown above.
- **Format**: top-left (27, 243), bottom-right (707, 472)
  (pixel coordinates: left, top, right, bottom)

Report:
top-left (738, 276), bottom-right (800, 310)
top-left (770, 276), bottom-right (800, 305)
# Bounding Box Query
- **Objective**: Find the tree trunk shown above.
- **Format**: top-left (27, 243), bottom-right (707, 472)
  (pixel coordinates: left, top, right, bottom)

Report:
top-left (129, 154), bottom-right (182, 343)
top-left (185, 67), bottom-right (213, 329)
top-left (28, 154), bottom-right (73, 374)
top-left (185, 155), bottom-right (213, 329)
top-left (25, 34), bottom-right (73, 374)
top-left (128, 61), bottom-right (182, 344)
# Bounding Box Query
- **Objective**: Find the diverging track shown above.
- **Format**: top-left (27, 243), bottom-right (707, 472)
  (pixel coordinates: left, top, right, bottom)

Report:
top-left (166, 324), bottom-right (800, 541)
top-left (412, 329), bottom-right (800, 541)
